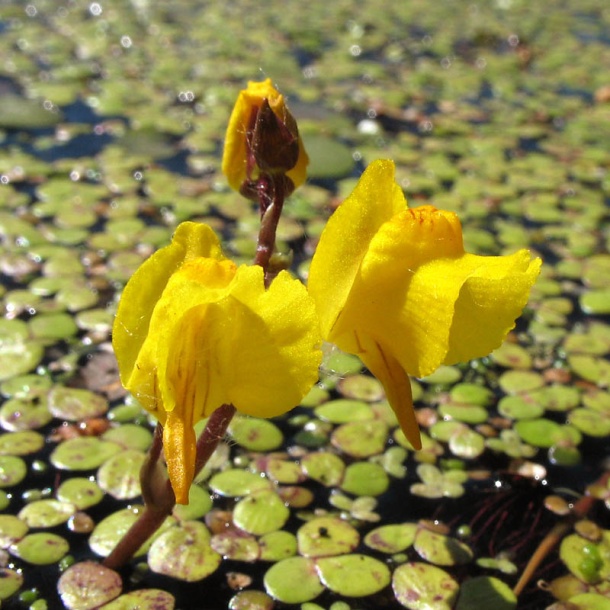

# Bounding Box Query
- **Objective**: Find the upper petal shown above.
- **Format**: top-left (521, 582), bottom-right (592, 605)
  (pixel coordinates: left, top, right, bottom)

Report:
top-left (332, 206), bottom-right (540, 378)
top-left (308, 159), bottom-right (407, 338)
top-left (112, 222), bottom-right (224, 392)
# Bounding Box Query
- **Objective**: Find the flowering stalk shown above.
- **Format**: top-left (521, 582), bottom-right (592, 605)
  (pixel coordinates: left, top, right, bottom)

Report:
top-left (104, 80), bottom-right (311, 570)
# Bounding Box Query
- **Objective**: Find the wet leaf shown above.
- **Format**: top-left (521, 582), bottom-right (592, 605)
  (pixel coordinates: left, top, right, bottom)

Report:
top-left (393, 562), bottom-right (459, 610)
top-left (18, 499), bottom-right (75, 528)
top-left (297, 516), bottom-right (360, 558)
top-left (148, 521), bottom-right (222, 582)
top-left (316, 553), bottom-right (391, 597)
top-left (455, 576), bottom-right (517, 610)
top-left (58, 561), bottom-right (122, 610)
top-left (233, 490), bottom-right (290, 536)
top-left (10, 532), bottom-right (69, 565)
top-left (264, 556), bottom-right (324, 604)
top-left (340, 462), bottom-right (389, 496)
top-left (364, 523), bottom-right (418, 554)
top-left (100, 589), bottom-right (175, 610)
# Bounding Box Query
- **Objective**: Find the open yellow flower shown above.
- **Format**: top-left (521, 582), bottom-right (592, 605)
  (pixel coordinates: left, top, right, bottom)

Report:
top-left (113, 222), bottom-right (321, 503)
top-left (222, 78), bottom-right (308, 192)
top-left (308, 160), bottom-right (541, 450)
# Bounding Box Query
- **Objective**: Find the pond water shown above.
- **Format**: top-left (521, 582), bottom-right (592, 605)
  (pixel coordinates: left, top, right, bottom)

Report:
top-left (0, 1), bottom-right (609, 609)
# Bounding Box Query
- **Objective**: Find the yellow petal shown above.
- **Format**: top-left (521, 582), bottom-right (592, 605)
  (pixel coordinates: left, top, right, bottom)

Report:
top-left (125, 257), bottom-right (236, 417)
top-left (331, 205), bottom-right (541, 378)
top-left (223, 267), bottom-right (322, 417)
top-left (350, 332), bottom-right (421, 450)
top-left (112, 222), bottom-right (224, 394)
top-left (163, 408), bottom-right (196, 505)
top-left (308, 159), bottom-right (406, 337)
top-left (445, 251), bottom-right (542, 364)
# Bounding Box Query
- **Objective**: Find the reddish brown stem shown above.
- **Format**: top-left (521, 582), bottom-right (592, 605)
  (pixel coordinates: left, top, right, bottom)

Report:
top-left (103, 405), bottom-right (235, 570)
top-left (513, 471), bottom-right (610, 597)
top-left (105, 167), bottom-right (285, 570)
top-left (253, 174), bottom-right (287, 287)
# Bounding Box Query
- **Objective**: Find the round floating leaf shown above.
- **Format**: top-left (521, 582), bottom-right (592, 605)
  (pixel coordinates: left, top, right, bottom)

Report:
top-left (208, 469), bottom-right (272, 497)
top-left (316, 554), bottom-right (391, 597)
top-left (56, 478), bottom-right (104, 510)
top-left (302, 134), bottom-right (355, 179)
top-left (0, 455), bottom-right (27, 488)
top-left (497, 396), bottom-right (544, 420)
top-left (515, 419), bottom-right (581, 449)
top-left (301, 452), bottom-right (345, 487)
top-left (491, 342), bottom-right (532, 369)
top-left (48, 387), bottom-right (108, 421)
top-left (259, 530), bottom-right (298, 562)
top-left (29, 312), bottom-right (78, 341)
top-left (10, 532), bottom-right (69, 565)
top-left (315, 399), bottom-right (373, 424)
top-left (498, 371), bottom-right (545, 394)
top-left (420, 366), bottom-right (462, 385)
top-left (278, 485), bottom-right (314, 508)
top-left (581, 289), bottom-right (610, 315)
top-left (100, 589), bottom-right (176, 610)
top-left (233, 490), bottom-right (290, 536)
top-left (568, 593), bottom-right (610, 609)
top-left (455, 576), bottom-right (517, 610)
top-left (228, 417), bottom-right (283, 452)
top-left (439, 403), bottom-right (488, 425)
top-left (264, 556), bottom-right (324, 604)
top-left (210, 530), bottom-right (260, 562)
top-left (58, 561), bottom-right (122, 610)
top-left (18, 498), bottom-right (75, 528)
top-left (0, 430), bottom-right (44, 455)
top-left (449, 427), bottom-right (485, 459)
top-left (569, 408), bottom-right (610, 437)
top-left (337, 374), bottom-right (385, 401)
top-left (102, 424), bottom-right (153, 451)
top-left (560, 534), bottom-right (604, 584)
top-left (331, 419), bottom-right (388, 457)
top-left (97, 449), bottom-right (145, 500)
top-left (297, 517), bottom-right (360, 558)
top-left (0, 567), bottom-right (23, 601)
top-left (569, 355), bottom-right (610, 386)
top-left (341, 462), bottom-right (389, 496)
top-left (321, 350), bottom-right (363, 378)
top-left (527, 385), bottom-right (581, 412)
top-left (0, 373), bottom-right (53, 399)
top-left (414, 527), bottom-right (474, 566)
top-left (50, 437), bottom-right (122, 471)
top-left (148, 521), bottom-right (221, 582)
top-left (393, 562), bottom-right (459, 610)
top-left (173, 485), bottom-right (213, 521)
top-left (364, 523), bottom-right (418, 554)
top-left (90, 507), bottom-right (174, 558)
top-left (450, 383), bottom-right (493, 407)
top-left (0, 396), bottom-right (54, 431)
top-left (0, 320), bottom-right (44, 381)
top-left (0, 515), bottom-right (28, 549)
top-left (265, 458), bottom-right (305, 485)
top-left (229, 591), bottom-right (274, 610)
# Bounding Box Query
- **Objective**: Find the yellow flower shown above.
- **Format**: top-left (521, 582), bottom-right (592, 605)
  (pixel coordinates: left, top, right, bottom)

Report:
top-left (113, 222), bottom-right (321, 503)
top-left (308, 160), bottom-right (541, 450)
top-left (222, 78), bottom-right (308, 192)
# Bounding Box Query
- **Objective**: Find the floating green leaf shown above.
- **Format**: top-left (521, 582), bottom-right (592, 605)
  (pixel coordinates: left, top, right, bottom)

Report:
top-left (316, 554), bottom-right (391, 597)
top-left (148, 521), bottom-right (222, 582)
